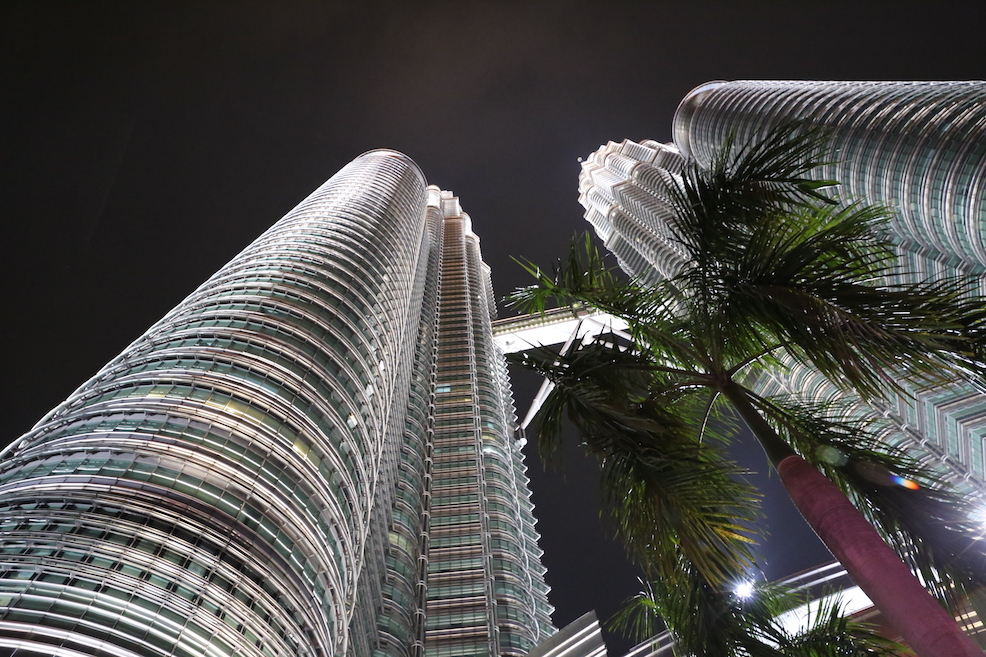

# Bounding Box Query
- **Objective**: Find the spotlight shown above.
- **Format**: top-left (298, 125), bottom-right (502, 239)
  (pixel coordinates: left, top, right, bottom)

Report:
top-left (734, 580), bottom-right (755, 600)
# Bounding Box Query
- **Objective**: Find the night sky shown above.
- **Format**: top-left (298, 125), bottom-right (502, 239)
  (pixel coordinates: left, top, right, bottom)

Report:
top-left (3, 2), bottom-right (985, 654)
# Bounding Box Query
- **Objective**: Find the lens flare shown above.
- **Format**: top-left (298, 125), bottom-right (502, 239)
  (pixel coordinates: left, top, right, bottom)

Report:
top-left (891, 475), bottom-right (920, 490)
top-left (734, 581), bottom-right (755, 599)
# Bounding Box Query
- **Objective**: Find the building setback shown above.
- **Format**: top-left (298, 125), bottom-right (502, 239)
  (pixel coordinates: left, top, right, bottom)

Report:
top-left (578, 81), bottom-right (986, 497)
top-left (0, 150), bottom-right (552, 657)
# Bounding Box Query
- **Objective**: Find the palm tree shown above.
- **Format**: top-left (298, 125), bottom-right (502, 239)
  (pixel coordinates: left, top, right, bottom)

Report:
top-left (509, 129), bottom-right (986, 656)
top-left (613, 575), bottom-right (903, 657)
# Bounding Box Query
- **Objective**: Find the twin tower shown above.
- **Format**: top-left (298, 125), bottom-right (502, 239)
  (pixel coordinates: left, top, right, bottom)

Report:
top-left (0, 152), bottom-right (552, 657)
top-left (1, 80), bottom-right (984, 657)
top-left (581, 80), bottom-right (986, 501)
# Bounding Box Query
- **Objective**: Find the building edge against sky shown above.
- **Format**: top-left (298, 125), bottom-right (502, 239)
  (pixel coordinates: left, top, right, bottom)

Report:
top-left (578, 80), bottom-right (986, 499)
top-left (674, 81), bottom-right (986, 280)
top-left (0, 150), bottom-right (552, 657)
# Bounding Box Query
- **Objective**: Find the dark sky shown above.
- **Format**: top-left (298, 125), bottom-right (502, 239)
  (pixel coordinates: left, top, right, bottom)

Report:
top-left (3, 1), bottom-right (985, 654)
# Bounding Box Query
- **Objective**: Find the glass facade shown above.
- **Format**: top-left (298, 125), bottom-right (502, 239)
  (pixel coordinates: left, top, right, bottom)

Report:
top-left (578, 139), bottom-right (689, 284)
top-left (0, 151), bottom-right (551, 657)
top-left (422, 193), bottom-right (552, 657)
top-left (579, 79), bottom-right (986, 495)
top-left (671, 80), bottom-right (986, 494)
top-left (673, 80), bottom-right (986, 280)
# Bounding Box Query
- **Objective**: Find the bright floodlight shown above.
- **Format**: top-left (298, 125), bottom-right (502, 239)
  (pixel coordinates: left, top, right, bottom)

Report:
top-left (734, 580), bottom-right (755, 599)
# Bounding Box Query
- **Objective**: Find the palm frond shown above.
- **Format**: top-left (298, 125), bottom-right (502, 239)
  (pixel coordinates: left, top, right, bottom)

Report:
top-left (509, 122), bottom-right (986, 652)
top-left (766, 590), bottom-right (902, 657)
top-left (754, 393), bottom-right (986, 609)
top-left (610, 566), bottom-right (759, 657)
top-left (599, 439), bottom-right (762, 586)
top-left (612, 573), bottom-right (902, 657)
top-left (712, 122), bottom-right (840, 209)
top-left (512, 342), bottom-right (762, 586)
top-left (507, 232), bottom-right (627, 315)
top-left (656, 124), bottom-right (840, 269)
top-left (682, 196), bottom-right (986, 399)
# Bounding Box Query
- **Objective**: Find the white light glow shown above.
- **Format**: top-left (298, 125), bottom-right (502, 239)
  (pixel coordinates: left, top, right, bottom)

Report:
top-left (734, 580), bottom-right (755, 599)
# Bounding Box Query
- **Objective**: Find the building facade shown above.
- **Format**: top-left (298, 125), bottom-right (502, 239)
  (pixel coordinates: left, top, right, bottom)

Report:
top-left (0, 150), bottom-right (552, 657)
top-left (578, 80), bottom-right (986, 495)
top-left (578, 139), bottom-right (688, 286)
top-left (674, 81), bottom-right (986, 282)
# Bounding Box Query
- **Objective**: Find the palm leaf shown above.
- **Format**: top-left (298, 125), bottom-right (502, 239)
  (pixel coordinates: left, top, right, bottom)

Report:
top-left (715, 202), bottom-right (986, 398)
top-left (509, 121), bottom-right (986, 651)
top-left (513, 343), bottom-right (762, 586)
top-left (754, 393), bottom-right (986, 609)
top-left (612, 574), bottom-right (902, 657)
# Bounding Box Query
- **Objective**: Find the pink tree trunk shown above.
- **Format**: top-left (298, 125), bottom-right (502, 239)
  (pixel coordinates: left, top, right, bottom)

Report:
top-left (778, 455), bottom-right (982, 657)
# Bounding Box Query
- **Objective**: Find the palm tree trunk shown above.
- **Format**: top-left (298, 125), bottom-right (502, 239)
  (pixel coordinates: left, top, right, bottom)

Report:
top-left (722, 385), bottom-right (983, 657)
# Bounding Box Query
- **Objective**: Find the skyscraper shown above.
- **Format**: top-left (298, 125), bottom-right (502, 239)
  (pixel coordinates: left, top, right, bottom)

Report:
top-left (0, 150), bottom-right (552, 657)
top-left (578, 139), bottom-right (688, 285)
top-left (674, 81), bottom-right (986, 282)
top-left (578, 80), bottom-right (986, 496)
